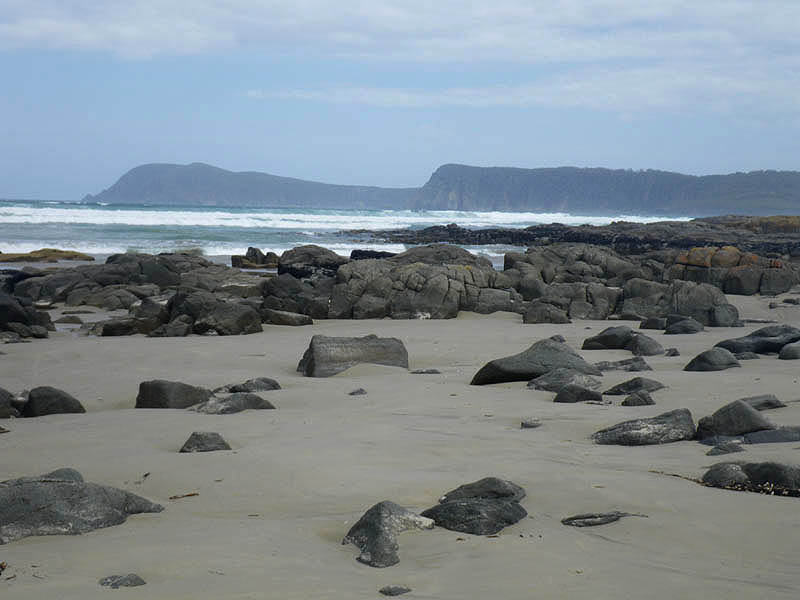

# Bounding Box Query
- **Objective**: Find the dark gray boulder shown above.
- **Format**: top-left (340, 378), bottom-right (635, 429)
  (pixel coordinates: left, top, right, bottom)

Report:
top-left (148, 315), bottom-right (193, 337)
top-left (99, 574), bottom-right (146, 588)
top-left (735, 351), bottom-right (759, 360)
top-left (684, 348), bottom-right (740, 372)
top-left (640, 317), bottom-right (667, 330)
top-left (665, 348), bottom-right (680, 357)
top-left (695, 400), bottom-right (775, 440)
top-left (593, 357), bottom-right (652, 372)
top-left (189, 393), bottom-right (276, 414)
top-left (778, 342), bottom-right (800, 360)
top-left (279, 245), bottom-right (348, 279)
top-left (592, 408), bottom-right (696, 445)
top-left (438, 477), bottom-right (526, 503)
top-left (262, 308), bottom-right (313, 326)
top-left (603, 377), bottom-right (665, 396)
top-left (702, 461), bottom-right (800, 494)
top-left (715, 324), bottom-right (800, 355)
top-left (214, 377), bottom-right (281, 394)
top-left (342, 501), bottom-right (434, 568)
top-left (0, 468), bottom-right (163, 544)
top-left (193, 303), bottom-right (262, 336)
top-left (582, 326), bottom-right (635, 350)
top-left (21, 386), bottom-right (85, 417)
top-left (664, 317), bottom-right (704, 334)
top-left (625, 334), bottom-right (664, 356)
top-left (621, 390), bottom-right (655, 406)
top-left (298, 334), bottom-right (409, 377)
top-left (523, 302), bottom-right (571, 324)
top-left (554, 384), bottom-right (604, 403)
top-left (421, 498), bottom-right (527, 536)
top-left (707, 442), bottom-right (746, 456)
top-left (740, 394), bottom-right (785, 411)
top-left (179, 431), bottom-right (232, 452)
top-left (0, 387), bottom-right (19, 418)
top-left (471, 338), bottom-right (601, 385)
top-left (527, 368), bottom-right (601, 392)
top-left (135, 380), bottom-right (212, 409)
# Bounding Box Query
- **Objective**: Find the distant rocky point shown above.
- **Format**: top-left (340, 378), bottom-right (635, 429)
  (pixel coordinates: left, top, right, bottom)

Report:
top-left (84, 162), bottom-right (800, 216)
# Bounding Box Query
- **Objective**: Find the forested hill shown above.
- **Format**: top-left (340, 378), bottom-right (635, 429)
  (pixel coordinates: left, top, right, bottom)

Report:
top-left (412, 164), bottom-right (800, 216)
top-left (83, 162), bottom-right (418, 209)
top-left (85, 162), bottom-right (800, 215)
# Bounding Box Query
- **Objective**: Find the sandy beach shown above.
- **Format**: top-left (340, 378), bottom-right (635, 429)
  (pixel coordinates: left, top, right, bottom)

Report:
top-left (2, 294), bottom-right (800, 599)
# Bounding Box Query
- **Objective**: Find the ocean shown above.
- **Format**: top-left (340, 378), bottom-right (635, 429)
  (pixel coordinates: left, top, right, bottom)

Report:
top-left (0, 199), bottom-right (688, 267)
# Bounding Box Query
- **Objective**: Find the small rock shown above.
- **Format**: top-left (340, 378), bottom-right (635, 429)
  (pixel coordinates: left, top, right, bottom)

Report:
top-left (349, 388), bottom-right (367, 396)
top-left (665, 348), bottom-right (680, 357)
top-left (621, 390), bottom-right (655, 406)
top-left (554, 384), bottom-right (603, 404)
top-left (706, 442), bottom-right (746, 456)
top-left (684, 348), bottom-right (740, 372)
top-left (380, 585), bottom-right (412, 596)
top-left (421, 498), bottom-right (527, 536)
top-left (603, 377), bottom-right (665, 396)
top-left (593, 357), bottom-right (652, 372)
top-left (411, 368), bottom-right (441, 374)
top-left (735, 351), bottom-right (760, 360)
top-left (99, 574), bottom-right (146, 588)
top-left (342, 501), bottom-right (434, 568)
top-left (561, 511), bottom-right (645, 527)
top-left (179, 431), bottom-right (231, 453)
top-left (54, 315), bottom-right (83, 324)
top-left (189, 393), bottom-right (275, 415)
top-left (527, 368), bottom-right (601, 392)
top-left (521, 417), bottom-right (542, 429)
top-left (592, 408), bottom-right (696, 445)
top-left (438, 477), bottom-right (526, 503)
top-left (664, 317), bottom-right (704, 335)
top-left (213, 377), bottom-right (281, 394)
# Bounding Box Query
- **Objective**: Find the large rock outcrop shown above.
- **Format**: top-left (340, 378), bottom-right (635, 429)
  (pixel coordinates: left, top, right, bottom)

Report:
top-left (0, 468), bottom-right (163, 544)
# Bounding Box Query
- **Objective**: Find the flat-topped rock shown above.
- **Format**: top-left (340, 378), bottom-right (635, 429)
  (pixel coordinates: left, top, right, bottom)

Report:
top-left (527, 368), bottom-right (602, 392)
top-left (297, 334), bottom-right (409, 377)
top-left (592, 408), bottom-right (696, 445)
top-left (603, 377), bottom-right (665, 396)
top-left (135, 380), bottom-right (212, 409)
top-left (189, 393), bottom-right (276, 414)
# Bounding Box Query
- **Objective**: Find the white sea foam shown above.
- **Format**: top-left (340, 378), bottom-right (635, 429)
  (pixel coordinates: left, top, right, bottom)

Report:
top-left (0, 205), bottom-right (689, 230)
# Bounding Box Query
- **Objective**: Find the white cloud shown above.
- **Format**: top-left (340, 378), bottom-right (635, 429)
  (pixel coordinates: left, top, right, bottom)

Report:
top-left (3, 1), bottom-right (799, 112)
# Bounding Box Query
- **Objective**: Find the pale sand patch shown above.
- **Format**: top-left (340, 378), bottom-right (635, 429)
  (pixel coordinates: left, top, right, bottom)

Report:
top-left (1, 297), bottom-right (799, 598)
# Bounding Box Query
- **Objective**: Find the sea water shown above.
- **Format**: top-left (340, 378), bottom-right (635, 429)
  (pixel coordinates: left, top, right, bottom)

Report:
top-left (0, 199), bottom-right (689, 266)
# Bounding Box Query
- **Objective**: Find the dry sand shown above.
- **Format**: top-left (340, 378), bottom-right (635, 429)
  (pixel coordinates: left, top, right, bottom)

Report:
top-left (2, 294), bottom-right (800, 598)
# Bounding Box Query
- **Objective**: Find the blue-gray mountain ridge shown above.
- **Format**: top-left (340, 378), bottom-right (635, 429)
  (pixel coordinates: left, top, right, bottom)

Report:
top-left (83, 162), bottom-right (800, 216)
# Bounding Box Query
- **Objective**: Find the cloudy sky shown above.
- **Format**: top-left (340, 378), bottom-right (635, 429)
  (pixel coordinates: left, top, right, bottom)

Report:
top-left (2, 1), bottom-right (799, 199)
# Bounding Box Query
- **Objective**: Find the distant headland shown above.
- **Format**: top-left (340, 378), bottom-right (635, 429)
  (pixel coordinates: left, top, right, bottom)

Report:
top-left (83, 162), bottom-right (800, 216)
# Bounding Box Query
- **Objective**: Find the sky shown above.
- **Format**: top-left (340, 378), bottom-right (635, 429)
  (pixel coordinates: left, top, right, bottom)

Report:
top-left (1, 0), bottom-right (799, 199)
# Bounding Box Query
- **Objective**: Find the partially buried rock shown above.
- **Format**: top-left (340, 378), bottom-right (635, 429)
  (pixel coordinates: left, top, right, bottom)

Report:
top-left (411, 368), bottom-right (441, 374)
top-left (715, 324), bottom-right (800, 355)
top-left (592, 408), bottom-right (696, 445)
top-left (380, 585), bottom-right (411, 596)
top-left (625, 334), bottom-right (664, 356)
top-left (262, 308), bottom-right (313, 326)
top-left (421, 477), bottom-right (527, 535)
top-left (707, 441), bottom-right (746, 456)
top-left (527, 368), bottom-right (601, 392)
top-left (189, 393), bottom-right (275, 414)
top-left (421, 498), bottom-right (527, 536)
top-left (640, 317), bottom-right (667, 330)
top-left (664, 317), bottom-right (704, 335)
top-left (735, 351), bottom-right (760, 360)
top-left (179, 431), bottom-right (231, 452)
top-left (99, 574), bottom-right (146, 588)
top-left (0, 386), bottom-right (19, 418)
top-left (342, 501), bottom-right (434, 568)
top-left (582, 326), bottom-right (635, 350)
top-left (298, 334), bottom-right (409, 377)
top-left (603, 376), bottom-right (665, 396)
top-left (0, 468), bottom-right (163, 544)
top-left (778, 342), bottom-right (800, 360)
top-left (471, 338), bottom-right (600, 385)
top-left (438, 477), bottom-right (526, 503)
top-left (561, 511), bottom-right (646, 527)
top-left (554, 384), bottom-right (603, 404)
top-left (683, 348), bottom-right (740, 372)
top-left (740, 394), bottom-right (785, 411)
top-left (521, 417), bottom-right (542, 429)
top-left (21, 386), bottom-right (85, 417)
top-left (135, 379), bottom-right (212, 409)
top-left (593, 357), bottom-right (652, 372)
top-left (695, 400), bottom-right (775, 440)
top-left (621, 390), bottom-right (655, 406)
top-left (701, 461), bottom-right (800, 494)
top-left (349, 388), bottom-right (367, 396)
top-left (213, 377), bottom-right (281, 394)
top-left (665, 348), bottom-right (680, 357)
